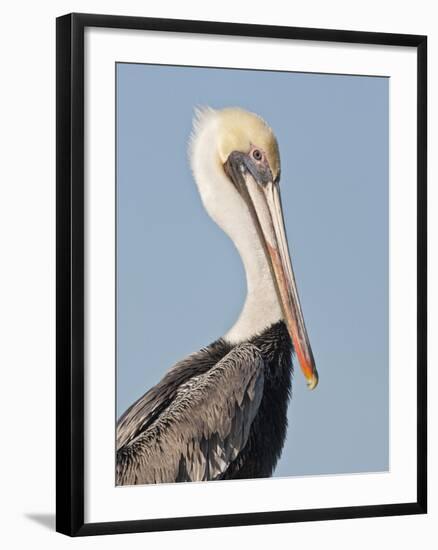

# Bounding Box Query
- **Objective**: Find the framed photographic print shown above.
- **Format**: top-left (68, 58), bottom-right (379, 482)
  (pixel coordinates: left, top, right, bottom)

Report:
top-left (56, 13), bottom-right (427, 536)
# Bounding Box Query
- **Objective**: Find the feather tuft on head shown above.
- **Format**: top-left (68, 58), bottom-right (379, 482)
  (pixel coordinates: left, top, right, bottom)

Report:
top-left (189, 106), bottom-right (280, 180)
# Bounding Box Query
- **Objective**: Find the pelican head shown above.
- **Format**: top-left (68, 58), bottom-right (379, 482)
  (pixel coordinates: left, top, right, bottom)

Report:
top-left (190, 107), bottom-right (318, 390)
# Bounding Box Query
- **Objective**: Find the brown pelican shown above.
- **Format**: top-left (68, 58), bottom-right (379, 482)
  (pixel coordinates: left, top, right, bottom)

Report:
top-left (116, 107), bottom-right (318, 485)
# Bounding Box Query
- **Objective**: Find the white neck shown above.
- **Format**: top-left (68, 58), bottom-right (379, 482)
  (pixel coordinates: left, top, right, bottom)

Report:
top-left (190, 109), bottom-right (282, 344)
top-left (224, 233), bottom-right (283, 344)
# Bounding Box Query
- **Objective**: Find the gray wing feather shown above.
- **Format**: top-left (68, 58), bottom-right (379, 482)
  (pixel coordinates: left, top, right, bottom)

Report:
top-left (116, 343), bottom-right (264, 485)
top-left (117, 345), bottom-right (223, 450)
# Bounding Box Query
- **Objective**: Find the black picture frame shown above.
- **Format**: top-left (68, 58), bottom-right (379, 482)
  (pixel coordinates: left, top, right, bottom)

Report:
top-left (56, 12), bottom-right (427, 537)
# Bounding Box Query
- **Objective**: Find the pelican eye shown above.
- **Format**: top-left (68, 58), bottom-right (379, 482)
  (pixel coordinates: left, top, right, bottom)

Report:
top-left (252, 149), bottom-right (262, 161)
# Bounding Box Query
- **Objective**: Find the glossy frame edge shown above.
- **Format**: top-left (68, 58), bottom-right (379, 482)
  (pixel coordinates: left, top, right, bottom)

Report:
top-left (56, 12), bottom-right (427, 537)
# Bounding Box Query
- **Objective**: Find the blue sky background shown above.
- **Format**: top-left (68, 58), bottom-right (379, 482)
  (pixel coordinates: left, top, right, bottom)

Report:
top-left (116, 63), bottom-right (389, 477)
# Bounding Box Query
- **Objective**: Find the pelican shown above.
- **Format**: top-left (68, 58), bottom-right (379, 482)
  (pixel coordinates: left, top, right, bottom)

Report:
top-left (116, 107), bottom-right (318, 485)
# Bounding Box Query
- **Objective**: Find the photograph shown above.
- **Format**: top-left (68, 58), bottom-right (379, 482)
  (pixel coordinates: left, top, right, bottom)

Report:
top-left (55, 12), bottom-right (426, 536)
top-left (115, 63), bottom-right (389, 486)
top-left (1, 1), bottom-right (432, 547)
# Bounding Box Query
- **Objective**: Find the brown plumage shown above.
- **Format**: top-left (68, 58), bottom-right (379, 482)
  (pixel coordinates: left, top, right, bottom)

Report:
top-left (116, 322), bottom-right (292, 485)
